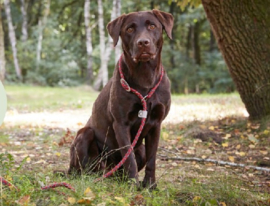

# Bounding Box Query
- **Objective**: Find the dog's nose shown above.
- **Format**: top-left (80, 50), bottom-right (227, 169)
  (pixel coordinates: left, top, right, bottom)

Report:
top-left (137, 39), bottom-right (150, 47)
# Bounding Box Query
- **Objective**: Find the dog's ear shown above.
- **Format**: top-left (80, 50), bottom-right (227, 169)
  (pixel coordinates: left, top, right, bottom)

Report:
top-left (152, 9), bottom-right (174, 40)
top-left (107, 14), bottom-right (126, 47)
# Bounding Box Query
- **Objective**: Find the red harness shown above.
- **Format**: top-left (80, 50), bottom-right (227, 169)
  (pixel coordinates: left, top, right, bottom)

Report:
top-left (95, 55), bottom-right (164, 181)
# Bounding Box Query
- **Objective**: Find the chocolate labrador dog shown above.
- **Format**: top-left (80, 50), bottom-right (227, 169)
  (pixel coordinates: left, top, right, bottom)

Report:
top-left (68, 9), bottom-right (173, 188)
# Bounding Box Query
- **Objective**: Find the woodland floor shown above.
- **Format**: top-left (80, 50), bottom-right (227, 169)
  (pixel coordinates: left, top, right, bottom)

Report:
top-left (0, 85), bottom-right (269, 206)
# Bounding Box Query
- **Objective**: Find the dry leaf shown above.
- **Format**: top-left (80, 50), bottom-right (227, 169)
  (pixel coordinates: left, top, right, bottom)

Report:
top-left (237, 152), bottom-right (246, 156)
top-left (115, 197), bottom-right (128, 206)
top-left (260, 150), bottom-right (268, 155)
top-left (55, 152), bottom-right (61, 157)
top-left (219, 202), bottom-right (227, 206)
top-left (171, 162), bottom-right (178, 167)
top-left (162, 132), bottom-right (169, 140)
top-left (17, 195), bottom-right (30, 206)
top-left (97, 203), bottom-right (106, 206)
top-left (192, 196), bottom-right (201, 202)
top-left (263, 130), bottom-right (269, 135)
top-left (77, 199), bottom-right (91, 205)
top-left (67, 197), bottom-right (76, 205)
top-left (236, 144), bottom-right (241, 149)
top-left (223, 134), bottom-right (231, 139)
top-left (222, 142), bottom-right (229, 147)
top-left (84, 187), bottom-right (96, 200)
top-left (209, 126), bottom-right (215, 131)
top-left (228, 156), bottom-right (235, 162)
top-left (248, 134), bottom-right (259, 143)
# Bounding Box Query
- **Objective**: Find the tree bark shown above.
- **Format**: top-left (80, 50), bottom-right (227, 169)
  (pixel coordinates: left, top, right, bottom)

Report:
top-left (20, 0), bottom-right (28, 42)
top-left (0, 5), bottom-right (5, 81)
top-left (202, 0), bottom-right (270, 120)
top-left (114, 0), bottom-right (121, 64)
top-left (93, 0), bottom-right (117, 90)
top-left (4, 0), bottom-right (22, 80)
top-left (84, 0), bottom-right (93, 83)
top-left (36, 0), bottom-right (50, 71)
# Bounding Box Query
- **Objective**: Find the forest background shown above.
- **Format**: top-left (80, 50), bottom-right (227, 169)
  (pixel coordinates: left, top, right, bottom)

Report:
top-left (0, 0), bottom-right (233, 94)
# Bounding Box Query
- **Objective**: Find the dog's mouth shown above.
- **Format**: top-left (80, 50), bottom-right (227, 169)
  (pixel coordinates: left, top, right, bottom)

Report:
top-left (132, 52), bottom-right (156, 63)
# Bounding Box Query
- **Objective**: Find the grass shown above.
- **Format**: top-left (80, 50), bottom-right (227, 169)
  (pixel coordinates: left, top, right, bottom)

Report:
top-left (0, 85), bottom-right (270, 206)
top-left (5, 85), bottom-right (99, 112)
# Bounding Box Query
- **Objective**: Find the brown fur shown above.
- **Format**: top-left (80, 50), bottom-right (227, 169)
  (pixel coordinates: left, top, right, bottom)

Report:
top-left (68, 9), bottom-right (174, 189)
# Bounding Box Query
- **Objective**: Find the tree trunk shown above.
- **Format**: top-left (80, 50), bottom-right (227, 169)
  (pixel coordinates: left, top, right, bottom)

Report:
top-left (192, 21), bottom-right (201, 93)
top-left (202, 0), bottom-right (270, 120)
top-left (36, 0), bottom-right (50, 71)
top-left (4, 0), bottom-right (21, 80)
top-left (20, 0), bottom-right (28, 42)
top-left (0, 5), bottom-right (5, 81)
top-left (93, 0), bottom-right (116, 90)
top-left (114, 0), bottom-right (121, 64)
top-left (84, 0), bottom-right (93, 83)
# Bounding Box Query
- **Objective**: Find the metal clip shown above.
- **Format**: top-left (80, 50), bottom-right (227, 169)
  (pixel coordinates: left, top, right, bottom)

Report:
top-left (138, 110), bottom-right (147, 118)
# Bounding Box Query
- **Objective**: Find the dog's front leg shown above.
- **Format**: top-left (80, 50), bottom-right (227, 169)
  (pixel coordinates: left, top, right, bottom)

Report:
top-left (113, 122), bottom-right (139, 183)
top-left (143, 125), bottom-right (161, 189)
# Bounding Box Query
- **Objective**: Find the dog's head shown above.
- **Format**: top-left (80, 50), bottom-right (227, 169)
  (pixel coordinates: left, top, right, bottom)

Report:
top-left (107, 10), bottom-right (174, 63)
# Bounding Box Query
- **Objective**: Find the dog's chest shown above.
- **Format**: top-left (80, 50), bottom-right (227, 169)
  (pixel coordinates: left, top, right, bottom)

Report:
top-left (128, 100), bottom-right (166, 125)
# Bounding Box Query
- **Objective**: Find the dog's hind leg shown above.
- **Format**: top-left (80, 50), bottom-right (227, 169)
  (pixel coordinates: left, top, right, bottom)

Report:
top-left (68, 127), bottom-right (101, 174)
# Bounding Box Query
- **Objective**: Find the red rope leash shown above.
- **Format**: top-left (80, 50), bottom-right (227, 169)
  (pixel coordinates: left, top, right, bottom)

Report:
top-left (1, 176), bottom-right (75, 193)
top-left (0, 176), bottom-right (19, 190)
top-left (41, 182), bottom-right (75, 191)
top-left (94, 55), bottom-right (164, 182)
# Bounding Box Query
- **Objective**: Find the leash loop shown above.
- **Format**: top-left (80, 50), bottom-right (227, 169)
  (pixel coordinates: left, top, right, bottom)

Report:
top-left (120, 78), bottom-right (131, 92)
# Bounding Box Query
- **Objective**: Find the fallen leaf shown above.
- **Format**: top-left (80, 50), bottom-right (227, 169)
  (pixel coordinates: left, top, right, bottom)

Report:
top-left (55, 152), bottom-right (61, 157)
top-left (209, 126), bottom-right (215, 131)
top-left (84, 187), bottom-right (95, 200)
top-left (223, 134), bottom-right (231, 139)
top-left (248, 134), bottom-right (259, 144)
top-left (17, 195), bottom-right (30, 206)
top-left (236, 151), bottom-right (246, 156)
top-left (130, 194), bottom-right (145, 206)
top-left (236, 144), bottom-right (241, 149)
top-left (77, 122), bottom-right (83, 126)
top-left (67, 197), bottom-right (76, 205)
top-left (260, 150), bottom-right (268, 155)
top-left (192, 196), bottom-right (201, 202)
top-left (219, 202), bottom-right (227, 206)
top-left (115, 197), bottom-right (128, 205)
top-left (263, 130), bottom-right (269, 135)
top-left (77, 199), bottom-right (91, 205)
top-left (249, 145), bottom-right (255, 149)
top-left (97, 203), bottom-right (106, 206)
top-left (222, 142), bottom-right (229, 147)
top-left (171, 162), bottom-right (178, 167)
top-left (228, 156), bottom-right (235, 162)
top-left (162, 132), bottom-right (169, 140)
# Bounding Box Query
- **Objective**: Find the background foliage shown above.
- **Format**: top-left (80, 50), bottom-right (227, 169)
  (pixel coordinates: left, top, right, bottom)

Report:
top-left (1, 0), bottom-right (235, 93)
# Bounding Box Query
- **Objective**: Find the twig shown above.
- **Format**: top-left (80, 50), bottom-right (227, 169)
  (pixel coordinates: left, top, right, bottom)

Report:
top-left (159, 156), bottom-right (270, 172)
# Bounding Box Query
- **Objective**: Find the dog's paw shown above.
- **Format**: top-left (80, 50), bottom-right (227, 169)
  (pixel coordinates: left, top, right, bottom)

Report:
top-left (141, 179), bottom-right (158, 191)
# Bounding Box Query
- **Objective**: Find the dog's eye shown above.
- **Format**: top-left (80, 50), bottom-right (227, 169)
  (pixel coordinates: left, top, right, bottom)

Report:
top-left (127, 27), bottom-right (134, 33)
top-left (149, 24), bottom-right (156, 30)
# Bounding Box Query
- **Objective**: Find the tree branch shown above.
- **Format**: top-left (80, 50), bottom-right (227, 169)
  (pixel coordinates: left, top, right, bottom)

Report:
top-left (159, 155), bottom-right (270, 172)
